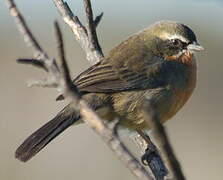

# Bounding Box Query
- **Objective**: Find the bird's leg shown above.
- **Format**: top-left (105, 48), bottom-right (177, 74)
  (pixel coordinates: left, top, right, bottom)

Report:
top-left (137, 130), bottom-right (159, 165)
top-left (137, 130), bottom-right (168, 179)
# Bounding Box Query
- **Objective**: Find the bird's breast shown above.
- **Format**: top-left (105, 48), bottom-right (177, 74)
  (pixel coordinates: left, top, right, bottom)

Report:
top-left (110, 57), bottom-right (197, 130)
top-left (159, 57), bottom-right (197, 122)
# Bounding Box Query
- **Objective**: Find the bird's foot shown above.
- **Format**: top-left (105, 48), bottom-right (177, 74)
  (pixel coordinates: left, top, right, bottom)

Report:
top-left (141, 143), bottom-right (168, 179)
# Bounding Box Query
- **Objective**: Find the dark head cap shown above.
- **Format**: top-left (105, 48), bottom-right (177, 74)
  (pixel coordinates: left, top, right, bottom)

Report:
top-left (150, 21), bottom-right (197, 43)
top-left (143, 21), bottom-right (204, 57)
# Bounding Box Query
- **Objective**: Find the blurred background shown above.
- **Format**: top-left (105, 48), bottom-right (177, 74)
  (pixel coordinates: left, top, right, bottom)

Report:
top-left (1, 0), bottom-right (223, 179)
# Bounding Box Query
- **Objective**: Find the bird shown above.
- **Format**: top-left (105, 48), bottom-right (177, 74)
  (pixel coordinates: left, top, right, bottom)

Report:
top-left (15, 21), bottom-right (204, 162)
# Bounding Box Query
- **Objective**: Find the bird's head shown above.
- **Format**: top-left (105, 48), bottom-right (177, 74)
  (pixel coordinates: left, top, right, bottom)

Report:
top-left (142, 21), bottom-right (204, 64)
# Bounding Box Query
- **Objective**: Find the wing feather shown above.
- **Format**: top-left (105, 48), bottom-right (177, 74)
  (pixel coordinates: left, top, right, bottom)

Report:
top-left (74, 59), bottom-right (161, 93)
top-left (56, 34), bottom-right (166, 100)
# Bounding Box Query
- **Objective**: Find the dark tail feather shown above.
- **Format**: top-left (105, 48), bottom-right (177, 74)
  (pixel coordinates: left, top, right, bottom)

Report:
top-left (15, 106), bottom-right (79, 162)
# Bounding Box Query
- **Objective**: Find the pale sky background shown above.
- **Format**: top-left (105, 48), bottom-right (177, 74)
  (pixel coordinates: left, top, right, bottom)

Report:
top-left (1, 0), bottom-right (223, 180)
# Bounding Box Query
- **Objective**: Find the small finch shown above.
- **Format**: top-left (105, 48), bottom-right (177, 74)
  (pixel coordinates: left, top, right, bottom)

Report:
top-left (15, 21), bottom-right (204, 162)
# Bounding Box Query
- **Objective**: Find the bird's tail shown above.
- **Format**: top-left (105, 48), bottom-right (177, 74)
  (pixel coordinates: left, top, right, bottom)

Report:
top-left (15, 104), bottom-right (80, 162)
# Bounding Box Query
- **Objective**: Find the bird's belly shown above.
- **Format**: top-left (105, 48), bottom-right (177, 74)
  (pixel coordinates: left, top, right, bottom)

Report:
top-left (160, 82), bottom-right (196, 123)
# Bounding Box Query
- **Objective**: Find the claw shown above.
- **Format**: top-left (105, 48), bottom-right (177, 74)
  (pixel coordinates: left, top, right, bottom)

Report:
top-left (141, 147), bottom-right (168, 179)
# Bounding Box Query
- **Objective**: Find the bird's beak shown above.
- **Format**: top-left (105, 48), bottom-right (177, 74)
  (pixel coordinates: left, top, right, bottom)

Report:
top-left (187, 42), bottom-right (204, 52)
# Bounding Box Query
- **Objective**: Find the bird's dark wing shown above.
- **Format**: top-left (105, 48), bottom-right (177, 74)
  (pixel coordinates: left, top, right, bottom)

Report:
top-left (56, 34), bottom-right (166, 100)
top-left (56, 58), bottom-right (165, 101)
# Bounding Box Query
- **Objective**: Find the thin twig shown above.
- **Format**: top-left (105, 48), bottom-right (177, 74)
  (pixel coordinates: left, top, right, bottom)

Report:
top-left (83, 0), bottom-right (102, 54)
top-left (94, 12), bottom-right (103, 28)
top-left (17, 58), bottom-right (47, 71)
top-left (142, 102), bottom-right (185, 180)
top-left (54, 21), bottom-right (77, 93)
top-left (5, 0), bottom-right (46, 60)
top-left (5, 0), bottom-right (153, 179)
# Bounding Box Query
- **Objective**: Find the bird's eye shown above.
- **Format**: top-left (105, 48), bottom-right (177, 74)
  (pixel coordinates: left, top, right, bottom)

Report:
top-left (171, 39), bottom-right (181, 46)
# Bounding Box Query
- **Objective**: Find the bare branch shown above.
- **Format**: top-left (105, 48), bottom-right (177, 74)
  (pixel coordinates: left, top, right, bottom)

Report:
top-left (54, 22), bottom-right (74, 87)
top-left (53, 0), bottom-right (103, 64)
top-left (5, 0), bottom-right (154, 179)
top-left (142, 102), bottom-right (185, 180)
top-left (83, 0), bottom-right (102, 54)
top-left (5, 0), bottom-right (62, 93)
top-left (5, 0), bottom-right (47, 60)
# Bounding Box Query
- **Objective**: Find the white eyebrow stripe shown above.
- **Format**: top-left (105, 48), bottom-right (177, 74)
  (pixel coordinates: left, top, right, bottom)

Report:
top-left (167, 34), bottom-right (188, 43)
top-left (159, 33), bottom-right (189, 43)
